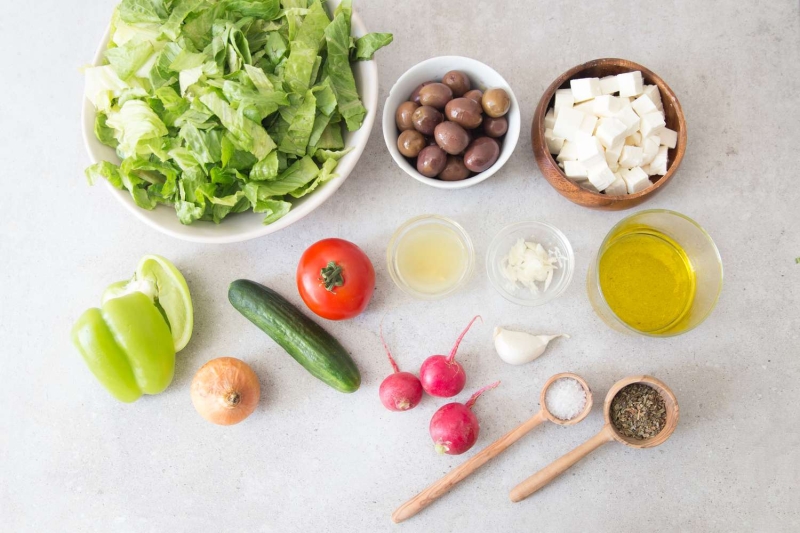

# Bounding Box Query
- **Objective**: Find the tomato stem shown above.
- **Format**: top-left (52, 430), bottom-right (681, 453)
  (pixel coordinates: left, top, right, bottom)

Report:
top-left (319, 261), bottom-right (345, 293)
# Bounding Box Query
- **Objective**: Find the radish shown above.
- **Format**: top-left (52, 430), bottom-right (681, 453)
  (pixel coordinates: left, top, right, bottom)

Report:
top-left (429, 381), bottom-right (500, 455)
top-left (379, 324), bottom-right (423, 411)
top-left (419, 316), bottom-right (481, 397)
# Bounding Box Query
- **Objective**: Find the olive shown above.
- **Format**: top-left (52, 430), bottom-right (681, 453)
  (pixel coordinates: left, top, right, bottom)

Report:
top-left (444, 98), bottom-right (484, 129)
top-left (409, 81), bottom-right (433, 104)
top-left (441, 70), bottom-right (471, 97)
top-left (464, 89), bottom-right (483, 104)
top-left (411, 106), bottom-right (443, 136)
top-left (397, 130), bottom-right (426, 158)
top-left (463, 137), bottom-right (500, 173)
top-left (481, 88), bottom-right (511, 118)
top-left (439, 155), bottom-right (471, 181)
top-left (483, 116), bottom-right (508, 138)
top-left (416, 145), bottom-right (447, 178)
top-left (433, 122), bottom-right (470, 155)
top-left (395, 101), bottom-right (419, 132)
top-left (418, 83), bottom-right (453, 110)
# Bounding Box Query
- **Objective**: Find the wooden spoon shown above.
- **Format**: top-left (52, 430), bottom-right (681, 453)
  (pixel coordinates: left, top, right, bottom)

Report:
top-left (509, 375), bottom-right (679, 503)
top-left (392, 373), bottom-right (592, 523)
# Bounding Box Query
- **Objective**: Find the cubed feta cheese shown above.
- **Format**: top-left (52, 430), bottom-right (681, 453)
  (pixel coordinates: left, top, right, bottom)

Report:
top-left (544, 128), bottom-right (565, 154)
top-left (618, 145), bottom-right (644, 168)
top-left (616, 71), bottom-right (644, 97)
top-left (593, 95), bottom-right (624, 117)
top-left (625, 132), bottom-right (642, 146)
top-left (577, 135), bottom-right (606, 171)
top-left (648, 145), bottom-right (669, 175)
top-left (556, 141), bottom-right (578, 162)
top-left (544, 108), bottom-right (556, 130)
top-left (579, 114), bottom-right (598, 136)
top-left (552, 107), bottom-right (586, 142)
top-left (615, 107), bottom-right (641, 137)
top-left (595, 117), bottom-right (628, 149)
top-left (599, 75), bottom-right (619, 95)
top-left (574, 100), bottom-right (597, 116)
top-left (659, 127), bottom-right (678, 149)
top-left (563, 160), bottom-right (588, 179)
top-left (570, 77), bottom-right (602, 102)
top-left (581, 181), bottom-right (600, 193)
top-left (642, 85), bottom-right (663, 111)
top-left (641, 136), bottom-right (660, 165)
top-left (605, 141), bottom-right (624, 170)
top-left (554, 89), bottom-right (574, 118)
top-left (588, 164), bottom-right (616, 191)
top-left (640, 111), bottom-right (666, 137)
top-left (605, 174), bottom-right (628, 196)
top-left (620, 166), bottom-right (651, 193)
top-left (631, 94), bottom-right (658, 118)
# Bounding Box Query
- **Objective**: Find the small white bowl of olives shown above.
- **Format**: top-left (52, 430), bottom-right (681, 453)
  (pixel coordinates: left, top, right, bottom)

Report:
top-left (383, 56), bottom-right (520, 189)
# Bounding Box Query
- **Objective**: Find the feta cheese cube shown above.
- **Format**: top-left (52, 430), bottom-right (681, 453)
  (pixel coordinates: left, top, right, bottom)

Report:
top-left (563, 160), bottom-right (588, 179)
top-left (556, 141), bottom-right (578, 162)
top-left (605, 141), bottom-right (624, 171)
top-left (577, 136), bottom-right (606, 171)
top-left (605, 174), bottom-right (628, 196)
top-left (631, 94), bottom-right (658, 118)
top-left (579, 114), bottom-right (598, 136)
top-left (648, 145), bottom-right (669, 175)
top-left (618, 145), bottom-right (644, 168)
top-left (642, 85), bottom-right (663, 111)
top-left (581, 181), bottom-right (600, 193)
top-left (625, 132), bottom-right (642, 146)
top-left (544, 108), bottom-right (556, 130)
top-left (544, 128), bottom-right (565, 154)
top-left (620, 166), bottom-right (651, 193)
top-left (659, 127), bottom-right (678, 149)
top-left (599, 75), bottom-right (619, 95)
top-left (641, 136), bottom-right (660, 165)
top-left (588, 163), bottom-right (616, 191)
top-left (616, 71), bottom-right (644, 97)
top-left (574, 100), bottom-right (597, 116)
top-left (552, 107), bottom-right (586, 142)
top-left (554, 89), bottom-right (574, 118)
top-left (593, 95), bottom-right (624, 117)
top-left (595, 117), bottom-right (628, 149)
top-left (615, 107), bottom-right (641, 137)
top-left (640, 111), bottom-right (666, 137)
top-left (570, 77), bottom-right (602, 102)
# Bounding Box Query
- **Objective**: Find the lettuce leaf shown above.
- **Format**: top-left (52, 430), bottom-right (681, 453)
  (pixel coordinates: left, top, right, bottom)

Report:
top-left (323, 12), bottom-right (365, 131)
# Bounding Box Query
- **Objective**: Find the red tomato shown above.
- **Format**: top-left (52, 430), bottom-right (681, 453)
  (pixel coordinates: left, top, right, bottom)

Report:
top-left (296, 238), bottom-right (376, 320)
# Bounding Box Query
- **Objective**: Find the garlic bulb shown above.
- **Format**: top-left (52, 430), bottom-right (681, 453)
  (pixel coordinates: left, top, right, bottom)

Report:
top-left (493, 327), bottom-right (569, 365)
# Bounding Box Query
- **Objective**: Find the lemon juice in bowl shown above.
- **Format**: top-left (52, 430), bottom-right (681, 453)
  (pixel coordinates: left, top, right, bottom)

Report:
top-left (587, 210), bottom-right (722, 337)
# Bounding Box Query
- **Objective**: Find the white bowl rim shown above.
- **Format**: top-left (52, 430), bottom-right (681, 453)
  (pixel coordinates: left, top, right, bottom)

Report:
top-left (486, 220), bottom-right (576, 307)
top-left (81, 1), bottom-right (378, 244)
top-left (382, 55), bottom-right (520, 190)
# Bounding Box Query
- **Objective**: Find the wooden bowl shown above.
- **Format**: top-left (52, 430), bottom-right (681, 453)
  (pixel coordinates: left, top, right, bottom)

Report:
top-left (603, 375), bottom-right (680, 449)
top-left (532, 58), bottom-right (687, 210)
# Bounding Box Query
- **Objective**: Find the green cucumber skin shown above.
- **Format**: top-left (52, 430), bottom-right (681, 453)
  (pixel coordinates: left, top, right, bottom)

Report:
top-left (228, 279), bottom-right (361, 393)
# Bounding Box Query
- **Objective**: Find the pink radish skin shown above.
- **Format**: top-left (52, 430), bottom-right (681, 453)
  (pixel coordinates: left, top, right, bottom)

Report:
top-left (419, 316), bottom-right (481, 398)
top-left (429, 381), bottom-right (500, 455)
top-left (379, 324), bottom-right (423, 412)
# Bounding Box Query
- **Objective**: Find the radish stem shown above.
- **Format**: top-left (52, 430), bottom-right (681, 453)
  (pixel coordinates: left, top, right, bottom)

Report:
top-left (446, 315), bottom-right (482, 363)
top-left (465, 380), bottom-right (500, 410)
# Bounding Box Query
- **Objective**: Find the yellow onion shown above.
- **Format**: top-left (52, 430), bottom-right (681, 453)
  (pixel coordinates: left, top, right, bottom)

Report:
top-left (191, 357), bottom-right (260, 425)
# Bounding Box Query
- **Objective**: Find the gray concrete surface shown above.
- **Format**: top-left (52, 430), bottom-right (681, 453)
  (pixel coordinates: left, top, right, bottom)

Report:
top-left (1, 1), bottom-right (798, 531)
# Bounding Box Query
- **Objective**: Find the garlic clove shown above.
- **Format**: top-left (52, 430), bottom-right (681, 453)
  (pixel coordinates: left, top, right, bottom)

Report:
top-left (493, 327), bottom-right (569, 366)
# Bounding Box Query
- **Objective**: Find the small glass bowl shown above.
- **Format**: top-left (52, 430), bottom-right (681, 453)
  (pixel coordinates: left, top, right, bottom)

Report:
top-left (486, 221), bottom-right (575, 307)
top-left (387, 215), bottom-right (475, 300)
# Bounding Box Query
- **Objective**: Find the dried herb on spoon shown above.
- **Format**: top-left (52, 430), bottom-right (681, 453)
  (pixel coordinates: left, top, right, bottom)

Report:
top-left (610, 383), bottom-right (666, 439)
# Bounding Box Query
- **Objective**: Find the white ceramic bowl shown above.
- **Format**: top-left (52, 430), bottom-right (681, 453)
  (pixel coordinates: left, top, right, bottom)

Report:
top-left (486, 221), bottom-right (575, 307)
top-left (382, 56), bottom-right (520, 189)
top-left (81, 0), bottom-right (378, 244)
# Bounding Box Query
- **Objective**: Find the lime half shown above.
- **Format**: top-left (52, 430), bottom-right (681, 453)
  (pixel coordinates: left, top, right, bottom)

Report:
top-left (135, 255), bottom-right (194, 352)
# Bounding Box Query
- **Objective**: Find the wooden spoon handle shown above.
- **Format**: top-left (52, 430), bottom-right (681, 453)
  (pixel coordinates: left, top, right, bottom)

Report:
top-left (509, 424), bottom-right (614, 503)
top-left (392, 410), bottom-right (547, 523)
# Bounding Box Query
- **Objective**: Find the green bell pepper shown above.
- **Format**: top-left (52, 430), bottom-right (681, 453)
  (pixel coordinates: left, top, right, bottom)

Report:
top-left (71, 291), bottom-right (175, 403)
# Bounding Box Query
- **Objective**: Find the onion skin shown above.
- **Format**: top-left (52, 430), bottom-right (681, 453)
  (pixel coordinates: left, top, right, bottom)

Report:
top-left (191, 357), bottom-right (261, 426)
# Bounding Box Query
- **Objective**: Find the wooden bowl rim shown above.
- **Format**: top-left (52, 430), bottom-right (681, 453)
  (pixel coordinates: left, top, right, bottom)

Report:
top-left (602, 375), bottom-right (680, 449)
top-left (532, 58), bottom-right (687, 206)
top-left (539, 372), bottom-right (594, 426)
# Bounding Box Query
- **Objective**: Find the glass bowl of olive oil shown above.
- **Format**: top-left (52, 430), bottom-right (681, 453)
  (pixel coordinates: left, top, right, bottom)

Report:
top-left (587, 210), bottom-right (723, 337)
top-left (387, 215), bottom-right (475, 300)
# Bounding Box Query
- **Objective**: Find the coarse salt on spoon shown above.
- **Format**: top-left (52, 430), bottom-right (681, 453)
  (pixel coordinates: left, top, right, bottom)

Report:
top-left (509, 375), bottom-right (679, 503)
top-left (391, 372), bottom-right (592, 523)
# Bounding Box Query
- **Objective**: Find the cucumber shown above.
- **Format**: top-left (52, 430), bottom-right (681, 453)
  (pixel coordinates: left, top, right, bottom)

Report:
top-left (228, 279), bottom-right (361, 393)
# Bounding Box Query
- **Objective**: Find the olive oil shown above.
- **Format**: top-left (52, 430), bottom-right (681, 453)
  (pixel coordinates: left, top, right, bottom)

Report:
top-left (395, 223), bottom-right (469, 295)
top-left (598, 228), bottom-right (696, 334)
